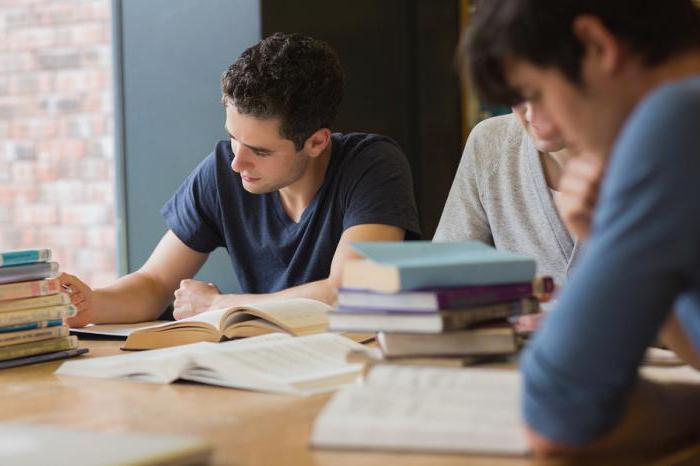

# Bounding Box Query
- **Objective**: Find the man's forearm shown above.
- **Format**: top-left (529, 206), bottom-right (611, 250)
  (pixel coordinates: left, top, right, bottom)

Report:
top-left (212, 279), bottom-right (336, 309)
top-left (528, 378), bottom-right (700, 457)
top-left (92, 271), bottom-right (174, 323)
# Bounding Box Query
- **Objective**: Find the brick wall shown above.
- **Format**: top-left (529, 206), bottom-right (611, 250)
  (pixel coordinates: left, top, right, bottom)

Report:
top-left (0, 0), bottom-right (117, 287)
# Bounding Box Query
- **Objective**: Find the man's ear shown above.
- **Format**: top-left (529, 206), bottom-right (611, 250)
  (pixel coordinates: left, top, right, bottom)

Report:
top-left (572, 15), bottom-right (625, 79)
top-left (303, 128), bottom-right (332, 158)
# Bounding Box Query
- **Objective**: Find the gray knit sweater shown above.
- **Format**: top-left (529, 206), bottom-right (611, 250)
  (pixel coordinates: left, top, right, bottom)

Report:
top-left (434, 114), bottom-right (581, 286)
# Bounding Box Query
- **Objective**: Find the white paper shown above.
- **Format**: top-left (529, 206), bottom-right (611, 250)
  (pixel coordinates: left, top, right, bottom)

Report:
top-left (312, 365), bottom-right (529, 455)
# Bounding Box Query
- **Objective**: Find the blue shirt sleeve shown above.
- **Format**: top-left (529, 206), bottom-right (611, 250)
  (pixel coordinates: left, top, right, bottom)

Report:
top-left (339, 140), bottom-right (421, 238)
top-left (161, 150), bottom-right (225, 253)
top-left (521, 79), bottom-right (700, 445)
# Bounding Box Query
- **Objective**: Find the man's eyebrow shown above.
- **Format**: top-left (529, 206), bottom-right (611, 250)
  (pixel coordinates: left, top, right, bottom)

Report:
top-left (224, 127), bottom-right (273, 153)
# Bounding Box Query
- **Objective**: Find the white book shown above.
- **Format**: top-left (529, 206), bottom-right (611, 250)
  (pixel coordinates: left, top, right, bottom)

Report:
top-left (0, 423), bottom-right (211, 466)
top-left (55, 333), bottom-right (367, 396)
top-left (311, 365), bottom-right (529, 456)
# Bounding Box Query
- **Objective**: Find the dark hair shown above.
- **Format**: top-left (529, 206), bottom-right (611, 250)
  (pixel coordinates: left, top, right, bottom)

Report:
top-left (221, 32), bottom-right (344, 150)
top-left (461, 0), bottom-right (700, 106)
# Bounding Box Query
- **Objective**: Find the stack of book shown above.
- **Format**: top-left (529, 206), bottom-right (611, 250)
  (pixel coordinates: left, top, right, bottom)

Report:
top-left (0, 249), bottom-right (85, 369)
top-left (328, 241), bottom-right (553, 367)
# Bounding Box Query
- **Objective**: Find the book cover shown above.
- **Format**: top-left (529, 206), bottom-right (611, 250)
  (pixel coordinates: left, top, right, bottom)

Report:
top-left (0, 335), bottom-right (78, 362)
top-left (0, 347), bottom-right (88, 369)
top-left (328, 298), bottom-right (539, 333)
top-left (0, 293), bottom-right (70, 314)
top-left (344, 241), bottom-right (536, 292)
top-left (0, 249), bottom-right (51, 267)
top-left (0, 278), bottom-right (62, 302)
top-left (377, 325), bottom-right (517, 357)
top-left (0, 319), bottom-right (64, 334)
top-left (0, 305), bottom-right (76, 328)
top-left (0, 325), bottom-right (70, 348)
top-left (338, 276), bottom-right (554, 312)
top-left (0, 262), bottom-right (58, 285)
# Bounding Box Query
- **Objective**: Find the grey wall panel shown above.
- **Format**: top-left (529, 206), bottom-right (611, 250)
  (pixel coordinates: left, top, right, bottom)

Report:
top-left (114, 0), bottom-right (261, 293)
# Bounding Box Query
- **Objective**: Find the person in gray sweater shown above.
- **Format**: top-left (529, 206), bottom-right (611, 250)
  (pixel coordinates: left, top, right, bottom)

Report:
top-left (434, 103), bottom-right (580, 286)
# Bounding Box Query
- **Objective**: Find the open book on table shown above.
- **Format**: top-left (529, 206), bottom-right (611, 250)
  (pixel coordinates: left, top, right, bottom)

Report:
top-left (311, 364), bottom-right (529, 455)
top-left (55, 333), bottom-right (368, 396)
top-left (72, 298), bottom-right (336, 350)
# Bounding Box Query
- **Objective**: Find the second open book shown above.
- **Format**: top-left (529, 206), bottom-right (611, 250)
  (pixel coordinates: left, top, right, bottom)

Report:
top-left (56, 333), bottom-right (366, 396)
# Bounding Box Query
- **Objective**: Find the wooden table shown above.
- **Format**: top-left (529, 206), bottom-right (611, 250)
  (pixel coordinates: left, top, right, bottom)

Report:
top-left (0, 339), bottom-right (697, 466)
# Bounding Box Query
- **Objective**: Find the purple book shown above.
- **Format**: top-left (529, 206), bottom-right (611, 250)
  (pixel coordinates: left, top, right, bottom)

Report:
top-left (338, 277), bottom-right (554, 312)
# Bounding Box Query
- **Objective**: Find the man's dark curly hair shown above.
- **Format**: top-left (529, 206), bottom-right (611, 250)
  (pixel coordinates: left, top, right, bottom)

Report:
top-left (221, 32), bottom-right (344, 150)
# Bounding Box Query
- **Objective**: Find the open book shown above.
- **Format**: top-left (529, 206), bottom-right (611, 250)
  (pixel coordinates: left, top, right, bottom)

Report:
top-left (117, 298), bottom-right (331, 350)
top-left (55, 333), bottom-right (368, 396)
top-left (311, 364), bottom-right (529, 455)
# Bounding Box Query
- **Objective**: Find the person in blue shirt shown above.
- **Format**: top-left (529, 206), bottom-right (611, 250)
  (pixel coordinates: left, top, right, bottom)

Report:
top-left (60, 33), bottom-right (420, 326)
top-left (462, 0), bottom-right (700, 455)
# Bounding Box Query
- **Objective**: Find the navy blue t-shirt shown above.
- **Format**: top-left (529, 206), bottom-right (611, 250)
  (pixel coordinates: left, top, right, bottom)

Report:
top-left (161, 133), bottom-right (421, 293)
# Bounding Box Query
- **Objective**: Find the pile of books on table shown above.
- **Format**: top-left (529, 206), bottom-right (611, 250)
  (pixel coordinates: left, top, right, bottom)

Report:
top-left (0, 249), bottom-right (85, 369)
top-left (328, 241), bottom-right (552, 367)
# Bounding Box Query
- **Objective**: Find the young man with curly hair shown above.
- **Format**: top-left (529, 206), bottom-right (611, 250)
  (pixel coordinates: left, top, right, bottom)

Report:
top-left (61, 33), bottom-right (420, 325)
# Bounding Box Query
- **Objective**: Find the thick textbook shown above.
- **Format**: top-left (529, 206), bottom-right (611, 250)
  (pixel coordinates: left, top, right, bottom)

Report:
top-left (0, 248), bottom-right (51, 267)
top-left (0, 261), bottom-right (58, 285)
top-left (0, 423), bottom-right (211, 466)
top-left (121, 298), bottom-right (332, 350)
top-left (311, 365), bottom-right (529, 455)
top-left (0, 347), bottom-right (88, 369)
top-left (56, 333), bottom-right (366, 396)
top-left (0, 304), bottom-right (76, 327)
top-left (328, 298), bottom-right (539, 333)
top-left (0, 335), bottom-right (78, 362)
top-left (0, 324), bottom-right (69, 348)
top-left (377, 325), bottom-right (517, 357)
top-left (0, 292), bottom-right (70, 313)
top-left (338, 276), bottom-right (553, 312)
top-left (0, 319), bottom-right (63, 334)
top-left (0, 278), bottom-right (61, 302)
top-left (343, 241), bottom-right (536, 292)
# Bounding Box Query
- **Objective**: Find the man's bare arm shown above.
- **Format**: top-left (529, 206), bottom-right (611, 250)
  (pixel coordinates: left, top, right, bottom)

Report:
top-left (172, 224), bottom-right (405, 319)
top-left (61, 231), bottom-right (208, 325)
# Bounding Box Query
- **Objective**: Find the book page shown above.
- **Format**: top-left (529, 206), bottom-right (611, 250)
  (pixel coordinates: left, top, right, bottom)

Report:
top-left (311, 365), bottom-right (529, 455)
top-left (70, 321), bottom-right (168, 338)
top-left (222, 298), bottom-right (331, 335)
top-left (55, 342), bottom-right (217, 383)
top-left (185, 333), bottom-right (365, 395)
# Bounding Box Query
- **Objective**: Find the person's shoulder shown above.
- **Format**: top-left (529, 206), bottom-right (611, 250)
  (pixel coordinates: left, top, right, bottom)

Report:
top-left (636, 76), bottom-right (700, 122)
top-left (332, 132), bottom-right (408, 170)
top-left (463, 113), bottom-right (525, 171)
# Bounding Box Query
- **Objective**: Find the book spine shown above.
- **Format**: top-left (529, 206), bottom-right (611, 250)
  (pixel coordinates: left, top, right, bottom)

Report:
top-left (436, 277), bottom-right (554, 309)
top-left (0, 278), bottom-right (61, 302)
top-left (0, 325), bottom-right (69, 348)
top-left (0, 347), bottom-right (88, 369)
top-left (0, 262), bottom-right (57, 285)
top-left (441, 299), bottom-right (539, 330)
top-left (0, 292), bottom-right (70, 313)
top-left (0, 319), bottom-right (63, 334)
top-left (0, 249), bottom-right (51, 267)
top-left (0, 335), bottom-right (78, 361)
top-left (401, 259), bottom-right (537, 290)
top-left (0, 305), bottom-right (76, 327)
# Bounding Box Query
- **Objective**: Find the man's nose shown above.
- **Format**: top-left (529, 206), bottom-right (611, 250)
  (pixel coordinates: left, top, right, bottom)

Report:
top-left (231, 145), bottom-right (251, 173)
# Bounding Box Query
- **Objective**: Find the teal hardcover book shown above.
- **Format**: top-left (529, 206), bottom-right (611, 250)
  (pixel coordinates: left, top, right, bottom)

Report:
top-left (0, 249), bottom-right (51, 267)
top-left (344, 241), bottom-right (536, 292)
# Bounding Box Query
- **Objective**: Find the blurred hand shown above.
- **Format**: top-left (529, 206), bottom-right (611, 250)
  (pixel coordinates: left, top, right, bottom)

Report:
top-left (58, 272), bottom-right (95, 328)
top-left (173, 279), bottom-right (221, 320)
top-left (559, 154), bottom-right (605, 241)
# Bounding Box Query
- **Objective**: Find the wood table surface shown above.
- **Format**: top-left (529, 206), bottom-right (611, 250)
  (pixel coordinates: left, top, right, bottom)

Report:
top-left (0, 339), bottom-right (697, 466)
